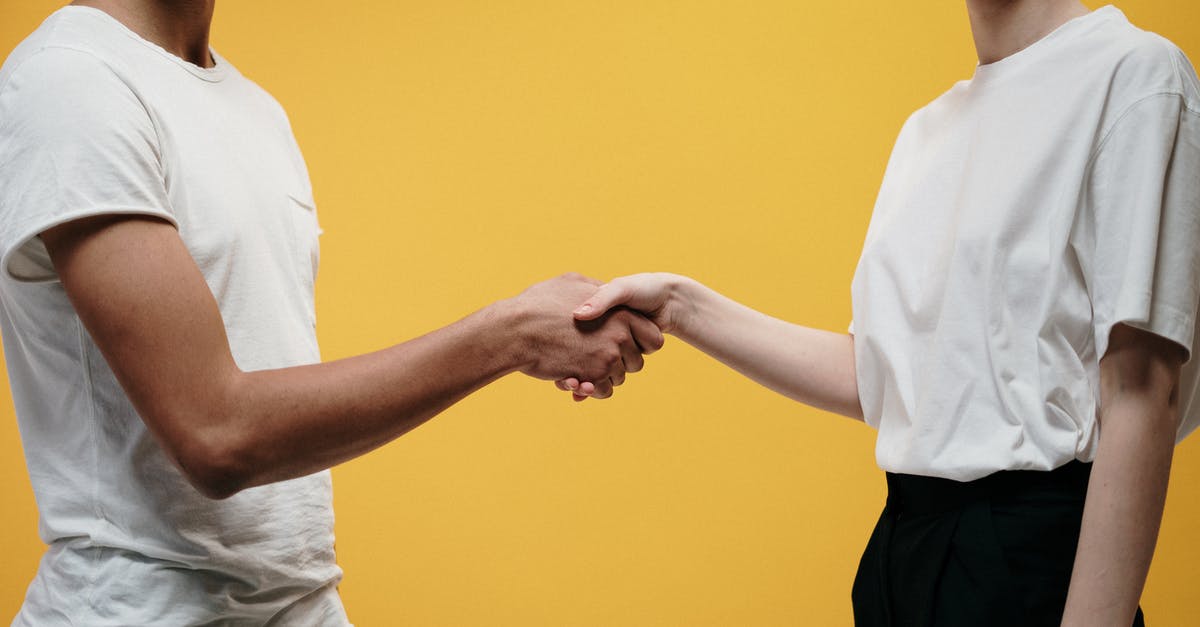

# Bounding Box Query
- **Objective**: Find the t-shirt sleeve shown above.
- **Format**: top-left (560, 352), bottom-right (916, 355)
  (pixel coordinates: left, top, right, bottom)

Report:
top-left (1074, 92), bottom-right (1200, 364)
top-left (0, 47), bottom-right (176, 283)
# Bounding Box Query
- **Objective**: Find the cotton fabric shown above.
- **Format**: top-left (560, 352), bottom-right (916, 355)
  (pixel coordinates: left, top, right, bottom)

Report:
top-left (0, 7), bottom-right (345, 624)
top-left (850, 6), bottom-right (1200, 481)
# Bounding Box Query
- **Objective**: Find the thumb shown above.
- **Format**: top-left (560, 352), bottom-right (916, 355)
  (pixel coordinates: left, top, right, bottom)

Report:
top-left (573, 282), bottom-right (627, 320)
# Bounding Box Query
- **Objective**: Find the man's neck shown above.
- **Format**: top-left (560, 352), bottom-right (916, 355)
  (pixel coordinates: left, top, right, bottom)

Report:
top-left (71, 0), bottom-right (216, 68)
top-left (966, 0), bottom-right (1091, 65)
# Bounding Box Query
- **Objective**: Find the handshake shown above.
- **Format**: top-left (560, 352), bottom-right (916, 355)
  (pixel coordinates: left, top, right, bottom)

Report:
top-left (501, 272), bottom-right (685, 400)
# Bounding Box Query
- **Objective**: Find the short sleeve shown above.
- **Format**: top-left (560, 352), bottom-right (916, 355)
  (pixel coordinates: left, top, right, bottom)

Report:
top-left (1073, 93), bottom-right (1200, 365)
top-left (0, 47), bottom-right (176, 282)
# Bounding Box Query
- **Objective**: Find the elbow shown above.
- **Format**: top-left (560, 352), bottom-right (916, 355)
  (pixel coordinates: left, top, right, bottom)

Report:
top-left (1097, 380), bottom-right (1184, 440)
top-left (182, 456), bottom-right (250, 501)
top-left (132, 369), bottom-right (259, 500)
top-left (164, 416), bottom-right (256, 500)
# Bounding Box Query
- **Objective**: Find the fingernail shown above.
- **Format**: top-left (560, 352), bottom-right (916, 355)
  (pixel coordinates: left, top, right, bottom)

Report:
top-left (574, 304), bottom-right (592, 315)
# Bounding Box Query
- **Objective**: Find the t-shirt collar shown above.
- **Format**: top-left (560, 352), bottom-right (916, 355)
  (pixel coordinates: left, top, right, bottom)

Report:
top-left (971, 5), bottom-right (1124, 84)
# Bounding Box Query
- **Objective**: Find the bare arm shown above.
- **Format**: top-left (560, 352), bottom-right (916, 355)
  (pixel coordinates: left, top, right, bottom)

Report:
top-left (42, 216), bottom-right (662, 499)
top-left (567, 273), bottom-right (862, 419)
top-left (1060, 324), bottom-right (1185, 626)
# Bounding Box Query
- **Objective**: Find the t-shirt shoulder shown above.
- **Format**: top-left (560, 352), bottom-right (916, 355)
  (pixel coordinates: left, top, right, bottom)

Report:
top-left (1, 11), bottom-right (126, 86)
top-left (1086, 33), bottom-right (1200, 160)
top-left (0, 45), bottom-right (149, 145)
top-left (0, 45), bottom-right (174, 282)
top-left (2, 45), bottom-right (121, 100)
top-left (1104, 27), bottom-right (1197, 107)
top-left (1164, 39), bottom-right (1200, 108)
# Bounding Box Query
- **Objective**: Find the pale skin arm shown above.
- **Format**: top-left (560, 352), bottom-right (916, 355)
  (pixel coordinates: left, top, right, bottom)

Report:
top-left (560, 272), bottom-right (862, 419)
top-left (41, 215), bottom-right (663, 499)
top-left (1061, 323), bottom-right (1185, 627)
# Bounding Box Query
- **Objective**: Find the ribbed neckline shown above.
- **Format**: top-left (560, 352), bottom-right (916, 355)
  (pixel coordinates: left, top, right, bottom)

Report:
top-left (59, 5), bottom-right (229, 82)
top-left (971, 5), bottom-right (1124, 84)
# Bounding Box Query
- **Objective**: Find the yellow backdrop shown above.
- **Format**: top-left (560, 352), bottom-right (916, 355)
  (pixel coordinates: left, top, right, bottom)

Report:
top-left (1, 1), bottom-right (1197, 625)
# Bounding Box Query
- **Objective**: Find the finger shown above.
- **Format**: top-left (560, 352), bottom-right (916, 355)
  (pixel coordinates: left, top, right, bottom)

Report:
top-left (573, 281), bottom-right (628, 321)
top-left (572, 392), bottom-right (588, 402)
top-left (578, 381), bottom-right (596, 396)
top-left (619, 337), bottom-right (644, 374)
top-left (610, 369), bottom-right (626, 387)
top-left (556, 377), bottom-right (581, 391)
top-left (590, 379), bottom-right (614, 399)
top-left (626, 313), bottom-right (665, 355)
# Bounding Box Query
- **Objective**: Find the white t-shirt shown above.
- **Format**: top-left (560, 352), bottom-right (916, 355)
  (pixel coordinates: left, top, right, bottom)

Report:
top-left (850, 5), bottom-right (1200, 481)
top-left (0, 7), bottom-right (347, 625)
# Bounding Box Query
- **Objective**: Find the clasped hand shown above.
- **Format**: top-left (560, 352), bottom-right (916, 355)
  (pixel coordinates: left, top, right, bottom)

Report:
top-left (509, 273), bottom-right (663, 399)
top-left (510, 273), bottom-right (684, 401)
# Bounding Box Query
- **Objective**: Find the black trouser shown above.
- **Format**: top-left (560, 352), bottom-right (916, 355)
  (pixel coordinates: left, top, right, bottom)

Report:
top-left (851, 461), bottom-right (1146, 626)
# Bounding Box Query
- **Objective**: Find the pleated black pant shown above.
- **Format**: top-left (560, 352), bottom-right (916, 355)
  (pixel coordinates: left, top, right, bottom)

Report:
top-left (851, 461), bottom-right (1146, 626)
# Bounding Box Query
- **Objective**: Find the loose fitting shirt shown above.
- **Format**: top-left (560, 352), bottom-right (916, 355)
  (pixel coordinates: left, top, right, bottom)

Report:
top-left (850, 6), bottom-right (1200, 481)
top-left (0, 7), bottom-right (346, 624)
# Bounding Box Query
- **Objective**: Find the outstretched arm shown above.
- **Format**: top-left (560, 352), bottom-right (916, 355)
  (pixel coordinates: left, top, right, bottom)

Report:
top-left (566, 273), bottom-right (862, 420)
top-left (42, 215), bottom-right (662, 499)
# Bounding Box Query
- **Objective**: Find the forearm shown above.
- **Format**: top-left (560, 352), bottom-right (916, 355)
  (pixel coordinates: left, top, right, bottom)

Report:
top-left (671, 278), bottom-right (863, 419)
top-left (46, 218), bottom-right (649, 499)
top-left (200, 303), bottom-right (520, 496)
top-left (1061, 397), bottom-right (1177, 626)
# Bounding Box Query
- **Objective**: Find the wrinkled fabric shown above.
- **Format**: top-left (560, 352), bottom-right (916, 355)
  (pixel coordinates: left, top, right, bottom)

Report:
top-left (850, 5), bottom-right (1200, 481)
top-left (0, 6), bottom-right (345, 624)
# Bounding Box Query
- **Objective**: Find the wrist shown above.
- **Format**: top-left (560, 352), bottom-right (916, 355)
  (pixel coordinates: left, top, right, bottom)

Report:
top-left (664, 274), bottom-right (704, 340)
top-left (476, 297), bottom-right (535, 376)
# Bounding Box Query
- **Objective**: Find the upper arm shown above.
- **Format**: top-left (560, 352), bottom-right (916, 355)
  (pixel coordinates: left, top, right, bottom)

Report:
top-left (1, 48), bottom-right (247, 495)
top-left (1098, 323), bottom-right (1186, 430)
top-left (41, 215), bottom-right (243, 492)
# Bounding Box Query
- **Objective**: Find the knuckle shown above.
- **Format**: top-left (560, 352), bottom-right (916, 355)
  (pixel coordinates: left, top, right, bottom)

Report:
top-left (583, 364), bottom-right (608, 382)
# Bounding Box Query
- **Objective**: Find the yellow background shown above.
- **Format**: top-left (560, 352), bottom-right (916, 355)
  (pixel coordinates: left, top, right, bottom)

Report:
top-left (2, 1), bottom-right (1198, 624)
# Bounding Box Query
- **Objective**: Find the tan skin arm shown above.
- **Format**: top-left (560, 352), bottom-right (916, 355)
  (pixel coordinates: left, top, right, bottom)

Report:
top-left (1061, 323), bottom-right (1185, 626)
top-left (41, 215), bottom-right (662, 499)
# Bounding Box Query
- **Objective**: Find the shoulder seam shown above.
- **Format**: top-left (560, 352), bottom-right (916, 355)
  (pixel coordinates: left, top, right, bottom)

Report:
top-left (1165, 44), bottom-right (1200, 116)
top-left (0, 13), bottom-right (62, 95)
top-left (1, 44), bottom-right (167, 175)
top-left (2, 43), bottom-right (115, 96)
top-left (1086, 92), bottom-right (1188, 172)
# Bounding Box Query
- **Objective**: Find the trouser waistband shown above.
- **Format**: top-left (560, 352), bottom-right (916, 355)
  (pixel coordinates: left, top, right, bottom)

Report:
top-left (884, 460), bottom-right (1092, 516)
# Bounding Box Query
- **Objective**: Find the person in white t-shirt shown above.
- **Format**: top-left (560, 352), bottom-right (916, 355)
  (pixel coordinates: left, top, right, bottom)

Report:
top-left (563, 2), bottom-right (1199, 625)
top-left (0, 1), bottom-right (663, 625)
